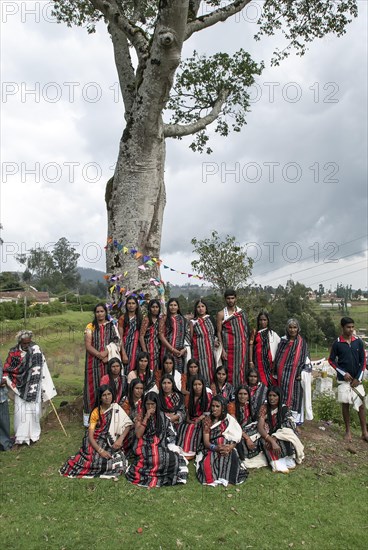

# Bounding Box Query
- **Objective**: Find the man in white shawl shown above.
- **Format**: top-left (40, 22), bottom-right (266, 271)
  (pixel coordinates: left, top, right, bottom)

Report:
top-left (3, 330), bottom-right (57, 447)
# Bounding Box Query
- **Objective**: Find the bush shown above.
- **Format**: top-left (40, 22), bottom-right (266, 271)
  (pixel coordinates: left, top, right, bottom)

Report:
top-left (313, 393), bottom-right (361, 429)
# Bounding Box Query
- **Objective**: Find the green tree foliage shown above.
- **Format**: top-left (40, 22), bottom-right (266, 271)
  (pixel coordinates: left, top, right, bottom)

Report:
top-left (191, 231), bottom-right (253, 294)
top-left (16, 238), bottom-right (81, 293)
top-left (0, 272), bottom-right (23, 291)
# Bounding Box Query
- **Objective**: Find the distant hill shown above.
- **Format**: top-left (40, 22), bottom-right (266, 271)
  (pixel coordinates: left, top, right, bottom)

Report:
top-left (78, 267), bottom-right (105, 283)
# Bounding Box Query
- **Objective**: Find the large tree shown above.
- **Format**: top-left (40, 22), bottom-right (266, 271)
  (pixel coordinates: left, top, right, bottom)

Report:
top-left (52, 0), bottom-right (357, 296)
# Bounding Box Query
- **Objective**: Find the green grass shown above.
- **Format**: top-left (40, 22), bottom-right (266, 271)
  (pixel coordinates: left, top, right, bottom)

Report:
top-left (1, 422), bottom-right (367, 550)
top-left (1, 310), bottom-right (368, 549)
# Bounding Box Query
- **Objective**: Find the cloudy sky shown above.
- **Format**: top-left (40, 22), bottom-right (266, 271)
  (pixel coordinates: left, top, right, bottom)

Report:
top-left (1, 1), bottom-right (367, 292)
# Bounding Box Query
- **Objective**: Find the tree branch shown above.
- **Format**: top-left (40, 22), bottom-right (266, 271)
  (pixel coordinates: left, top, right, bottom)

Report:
top-left (108, 23), bottom-right (136, 114)
top-left (185, 0), bottom-right (253, 40)
top-left (89, 0), bottom-right (149, 59)
top-left (163, 90), bottom-right (229, 137)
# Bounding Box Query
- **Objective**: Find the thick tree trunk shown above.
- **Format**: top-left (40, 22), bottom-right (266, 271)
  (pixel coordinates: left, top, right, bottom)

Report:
top-left (105, 117), bottom-right (166, 296)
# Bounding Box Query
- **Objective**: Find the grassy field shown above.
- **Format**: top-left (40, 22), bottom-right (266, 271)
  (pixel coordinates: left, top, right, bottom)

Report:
top-left (1, 308), bottom-right (367, 550)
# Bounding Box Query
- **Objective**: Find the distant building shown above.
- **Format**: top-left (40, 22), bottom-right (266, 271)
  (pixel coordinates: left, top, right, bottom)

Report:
top-left (0, 289), bottom-right (50, 304)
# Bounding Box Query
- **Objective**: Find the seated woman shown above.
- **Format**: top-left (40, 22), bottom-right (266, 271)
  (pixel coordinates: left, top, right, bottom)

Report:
top-left (60, 385), bottom-right (132, 478)
top-left (247, 368), bottom-right (267, 418)
top-left (121, 378), bottom-right (144, 455)
top-left (181, 359), bottom-right (212, 397)
top-left (125, 391), bottom-right (188, 487)
top-left (100, 357), bottom-right (127, 404)
top-left (195, 395), bottom-right (248, 486)
top-left (155, 353), bottom-right (184, 391)
top-left (210, 366), bottom-right (234, 404)
top-left (157, 374), bottom-right (185, 428)
top-left (127, 352), bottom-right (156, 392)
top-left (234, 385), bottom-right (266, 469)
top-left (258, 386), bottom-right (305, 474)
top-left (176, 375), bottom-right (212, 459)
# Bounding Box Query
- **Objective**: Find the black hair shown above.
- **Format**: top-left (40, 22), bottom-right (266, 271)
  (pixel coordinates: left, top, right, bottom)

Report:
top-left (193, 299), bottom-right (209, 318)
top-left (161, 353), bottom-right (176, 375)
top-left (266, 386), bottom-right (283, 432)
top-left (95, 384), bottom-right (114, 423)
top-left (165, 298), bottom-right (185, 332)
top-left (158, 374), bottom-right (184, 413)
top-left (92, 302), bottom-right (108, 329)
top-left (214, 365), bottom-right (228, 393)
top-left (128, 377), bottom-right (144, 409)
top-left (135, 351), bottom-right (153, 389)
top-left (341, 316), bottom-right (354, 327)
top-left (224, 288), bottom-right (236, 298)
top-left (188, 375), bottom-right (208, 418)
top-left (123, 295), bottom-right (142, 331)
top-left (210, 395), bottom-right (227, 421)
top-left (142, 391), bottom-right (162, 436)
top-left (106, 357), bottom-right (123, 401)
top-left (247, 367), bottom-right (260, 386)
top-left (234, 384), bottom-right (253, 423)
top-left (147, 299), bottom-right (161, 326)
top-left (256, 310), bottom-right (271, 332)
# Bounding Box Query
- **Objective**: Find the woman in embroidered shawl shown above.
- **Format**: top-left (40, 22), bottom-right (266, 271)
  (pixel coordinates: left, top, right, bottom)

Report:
top-left (258, 386), bottom-right (304, 474)
top-left (157, 374), bottom-right (185, 427)
top-left (100, 357), bottom-right (127, 404)
top-left (210, 366), bottom-right (234, 404)
top-left (177, 375), bottom-right (212, 459)
top-left (159, 298), bottom-right (187, 374)
top-left (247, 368), bottom-right (268, 419)
top-left (249, 311), bottom-right (280, 386)
top-left (84, 303), bottom-right (120, 426)
top-left (234, 385), bottom-right (262, 463)
top-left (126, 391), bottom-right (189, 487)
top-left (274, 318), bottom-right (310, 422)
top-left (121, 378), bottom-right (144, 456)
top-left (196, 395), bottom-right (248, 486)
top-left (189, 299), bottom-right (218, 386)
top-left (127, 351), bottom-right (155, 392)
top-left (155, 353), bottom-right (186, 391)
top-left (118, 295), bottom-right (142, 373)
top-left (60, 385), bottom-right (132, 478)
top-left (139, 299), bottom-right (162, 371)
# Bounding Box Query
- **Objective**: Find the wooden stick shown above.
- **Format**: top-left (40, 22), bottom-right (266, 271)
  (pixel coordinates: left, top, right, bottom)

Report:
top-left (49, 399), bottom-right (68, 437)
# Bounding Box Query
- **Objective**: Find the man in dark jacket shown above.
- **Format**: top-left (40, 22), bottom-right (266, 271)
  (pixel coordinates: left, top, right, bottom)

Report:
top-left (329, 317), bottom-right (367, 443)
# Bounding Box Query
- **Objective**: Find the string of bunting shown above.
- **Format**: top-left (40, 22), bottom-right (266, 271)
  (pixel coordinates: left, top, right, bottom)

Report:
top-left (104, 237), bottom-right (205, 308)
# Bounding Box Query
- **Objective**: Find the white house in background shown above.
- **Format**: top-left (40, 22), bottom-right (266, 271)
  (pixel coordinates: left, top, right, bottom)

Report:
top-left (0, 289), bottom-right (50, 304)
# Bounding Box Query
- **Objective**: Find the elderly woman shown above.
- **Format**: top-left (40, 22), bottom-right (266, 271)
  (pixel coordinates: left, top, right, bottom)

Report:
top-left (3, 330), bottom-right (56, 447)
top-left (274, 318), bottom-right (313, 424)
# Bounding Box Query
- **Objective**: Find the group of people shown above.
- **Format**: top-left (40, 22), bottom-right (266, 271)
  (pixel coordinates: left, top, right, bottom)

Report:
top-left (59, 290), bottom-right (316, 486)
top-left (1, 291), bottom-right (366, 489)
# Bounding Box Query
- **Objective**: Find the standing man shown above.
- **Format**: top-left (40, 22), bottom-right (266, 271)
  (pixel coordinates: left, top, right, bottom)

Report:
top-left (3, 330), bottom-right (57, 447)
top-left (217, 289), bottom-right (249, 387)
top-left (328, 317), bottom-right (367, 443)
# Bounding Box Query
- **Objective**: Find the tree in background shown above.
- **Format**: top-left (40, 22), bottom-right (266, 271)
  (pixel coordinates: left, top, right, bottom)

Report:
top-left (52, 0), bottom-right (357, 293)
top-left (52, 238), bottom-right (81, 288)
top-left (16, 238), bottom-right (81, 293)
top-left (0, 272), bottom-right (24, 291)
top-left (191, 231), bottom-right (253, 294)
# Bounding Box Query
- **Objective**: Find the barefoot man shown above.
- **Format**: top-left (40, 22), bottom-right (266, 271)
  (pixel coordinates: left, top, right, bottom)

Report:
top-left (217, 289), bottom-right (249, 387)
top-left (328, 317), bottom-right (367, 443)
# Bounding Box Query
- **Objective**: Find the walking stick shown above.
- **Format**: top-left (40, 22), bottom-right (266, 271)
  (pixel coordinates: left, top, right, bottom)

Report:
top-left (49, 399), bottom-right (68, 437)
top-left (351, 385), bottom-right (368, 408)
